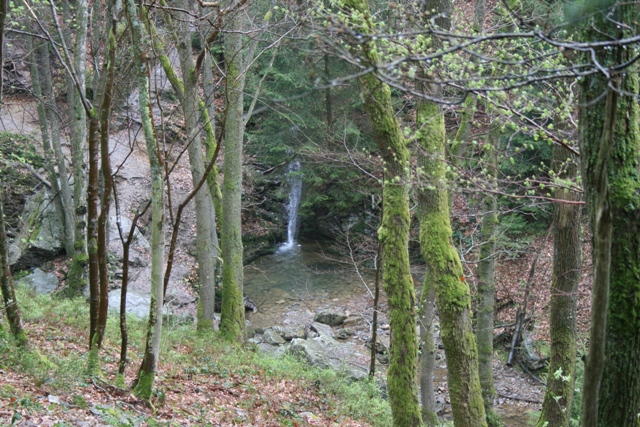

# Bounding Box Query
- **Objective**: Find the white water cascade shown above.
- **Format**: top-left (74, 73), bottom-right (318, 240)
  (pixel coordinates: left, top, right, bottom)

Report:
top-left (278, 159), bottom-right (303, 252)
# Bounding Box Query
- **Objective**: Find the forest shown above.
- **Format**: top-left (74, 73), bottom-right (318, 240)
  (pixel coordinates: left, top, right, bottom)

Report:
top-left (0, 0), bottom-right (638, 426)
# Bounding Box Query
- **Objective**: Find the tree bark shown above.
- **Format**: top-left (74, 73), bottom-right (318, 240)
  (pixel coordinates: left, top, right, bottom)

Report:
top-left (341, 0), bottom-right (422, 425)
top-left (419, 282), bottom-right (438, 426)
top-left (29, 39), bottom-right (72, 258)
top-left (476, 122), bottom-right (499, 425)
top-left (36, 38), bottom-right (76, 257)
top-left (65, 0), bottom-right (90, 299)
top-left (174, 0), bottom-right (221, 332)
top-left (536, 144), bottom-right (581, 427)
top-left (220, 6), bottom-right (247, 342)
top-left (124, 0), bottom-right (166, 400)
top-left (578, 3), bottom-right (640, 426)
top-left (417, 100), bottom-right (487, 427)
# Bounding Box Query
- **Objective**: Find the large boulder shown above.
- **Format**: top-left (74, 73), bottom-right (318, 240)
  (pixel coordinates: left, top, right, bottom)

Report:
top-left (310, 322), bottom-right (334, 338)
top-left (9, 191), bottom-right (64, 270)
top-left (108, 290), bottom-right (152, 318)
top-left (288, 335), bottom-right (367, 380)
top-left (17, 268), bottom-right (59, 294)
top-left (263, 329), bottom-right (286, 345)
top-left (520, 330), bottom-right (548, 371)
top-left (314, 310), bottom-right (347, 326)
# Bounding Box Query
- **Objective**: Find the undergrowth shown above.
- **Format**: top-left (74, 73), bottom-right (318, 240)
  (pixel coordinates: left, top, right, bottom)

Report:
top-left (0, 284), bottom-right (392, 426)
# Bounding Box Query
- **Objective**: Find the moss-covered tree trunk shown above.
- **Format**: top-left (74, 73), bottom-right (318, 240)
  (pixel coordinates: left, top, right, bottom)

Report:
top-left (124, 0), bottom-right (166, 400)
top-left (0, 0), bottom-right (24, 348)
top-left (95, 13), bottom-right (117, 352)
top-left (341, 0), bottom-right (422, 425)
top-left (416, 99), bottom-right (487, 427)
top-left (220, 8), bottom-right (247, 342)
top-left (0, 196), bottom-right (27, 348)
top-left (578, 2), bottom-right (640, 426)
top-left (536, 144), bottom-right (581, 427)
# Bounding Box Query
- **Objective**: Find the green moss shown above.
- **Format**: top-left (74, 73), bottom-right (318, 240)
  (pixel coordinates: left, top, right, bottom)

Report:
top-left (86, 346), bottom-right (100, 377)
top-left (114, 373), bottom-right (125, 388)
top-left (133, 369), bottom-right (154, 401)
top-left (64, 253), bottom-right (88, 298)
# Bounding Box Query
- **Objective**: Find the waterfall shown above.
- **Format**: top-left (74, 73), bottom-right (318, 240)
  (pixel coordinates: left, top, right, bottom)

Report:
top-left (279, 159), bottom-right (302, 252)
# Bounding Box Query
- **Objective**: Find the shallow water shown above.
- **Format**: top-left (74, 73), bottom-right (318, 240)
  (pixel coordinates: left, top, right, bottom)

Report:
top-left (243, 242), bottom-right (373, 329)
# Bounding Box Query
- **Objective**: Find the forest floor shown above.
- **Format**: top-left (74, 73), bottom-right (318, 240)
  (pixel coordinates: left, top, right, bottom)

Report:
top-left (0, 287), bottom-right (390, 427)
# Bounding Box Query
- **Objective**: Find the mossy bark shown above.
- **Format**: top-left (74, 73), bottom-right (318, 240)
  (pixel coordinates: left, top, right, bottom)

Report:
top-left (202, 52), bottom-right (224, 221)
top-left (416, 100), bottom-right (487, 427)
top-left (536, 144), bottom-right (581, 427)
top-left (341, 0), bottom-right (422, 425)
top-left (578, 3), bottom-right (640, 426)
top-left (220, 7), bottom-right (246, 343)
top-left (96, 24), bottom-right (117, 351)
top-left (0, 196), bottom-right (28, 348)
top-left (125, 0), bottom-right (166, 399)
top-left (598, 54), bottom-right (640, 427)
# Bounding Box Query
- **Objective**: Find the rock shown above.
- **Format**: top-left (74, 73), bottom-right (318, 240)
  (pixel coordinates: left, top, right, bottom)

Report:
top-left (108, 290), bottom-right (158, 318)
top-left (258, 342), bottom-right (288, 358)
top-left (262, 329), bottom-right (286, 345)
top-left (342, 316), bottom-right (364, 328)
top-left (108, 216), bottom-right (149, 250)
top-left (310, 322), bottom-right (334, 338)
top-left (272, 325), bottom-right (306, 341)
top-left (248, 335), bottom-right (262, 345)
top-left (520, 330), bottom-right (548, 371)
top-left (243, 296), bottom-right (258, 312)
top-left (275, 299), bottom-right (286, 304)
top-left (8, 191), bottom-right (64, 270)
top-left (366, 340), bottom-right (387, 354)
top-left (336, 328), bottom-right (353, 340)
top-left (18, 268), bottom-right (59, 294)
top-left (288, 335), bottom-right (367, 380)
top-left (314, 310), bottom-right (347, 326)
top-left (376, 352), bottom-right (389, 365)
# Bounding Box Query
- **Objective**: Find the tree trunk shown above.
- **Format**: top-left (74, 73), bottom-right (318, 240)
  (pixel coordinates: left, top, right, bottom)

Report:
top-left (220, 7), bottom-right (247, 342)
top-left (171, 1), bottom-right (221, 332)
top-left (419, 283), bottom-right (438, 426)
top-left (476, 121), bottom-right (499, 425)
top-left (0, 196), bottom-right (27, 348)
top-left (536, 145), bottom-right (581, 427)
top-left (66, 0), bottom-right (90, 299)
top-left (417, 99), bottom-right (487, 427)
top-left (28, 39), bottom-right (69, 257)
top-left (342, 0), bottom-right (422, 425)
top-left (95, 11), bottom-right (117, 351)
top-left (412, 1), bottom-right (487, 425)
top-left (36, 40), bottom-right (76, 257)
top-left (578, 3), bottom-right (640, 426)
top-left (124, 0), bottom-right (166, 400)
